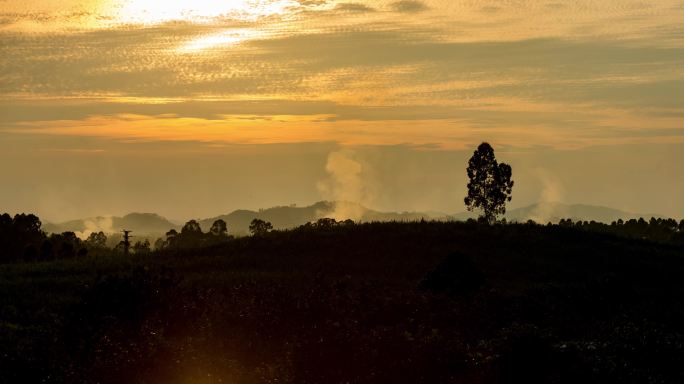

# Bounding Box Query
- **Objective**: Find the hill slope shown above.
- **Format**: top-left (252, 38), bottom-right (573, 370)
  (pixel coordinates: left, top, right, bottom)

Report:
top-left (1, 222), bottom-right (683, 383)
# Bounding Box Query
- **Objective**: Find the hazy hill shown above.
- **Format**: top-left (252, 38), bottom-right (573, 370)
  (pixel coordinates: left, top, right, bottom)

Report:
top-left (42, 202), bottom-right (443, 238)
top-left (450, 202), bottom-right (661, 223)
top-left (43, 213), bottom-right (178, 236)
top-left (200, 201), bottom-right (447, 235)
top-left (505, 202), bottom-right (661, 223)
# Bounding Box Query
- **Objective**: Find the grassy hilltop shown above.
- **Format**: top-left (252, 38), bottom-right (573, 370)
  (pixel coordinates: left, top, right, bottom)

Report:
top-left (2, 221), bottom-right (684, 383)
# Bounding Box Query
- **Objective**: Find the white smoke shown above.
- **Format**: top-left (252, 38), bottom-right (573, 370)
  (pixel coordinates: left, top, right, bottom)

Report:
top-left (316, 149), bottom-right (376, 221)
top-left (75, 216), bottom-right (115, 240)
top-left (529, 169), bottom-right (565, 223)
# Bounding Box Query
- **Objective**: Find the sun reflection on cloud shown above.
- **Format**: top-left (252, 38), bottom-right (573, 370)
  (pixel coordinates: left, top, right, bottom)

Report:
top-left (115, 0), bottom-right (300, 24)
top-left (177, 29), bottom-right (265, 53)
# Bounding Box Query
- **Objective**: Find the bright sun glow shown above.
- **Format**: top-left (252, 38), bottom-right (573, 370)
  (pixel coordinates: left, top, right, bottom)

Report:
top-left (178, 28), bottom-right (265, 52)
top-left (116, 0), bottom-right (298, 24)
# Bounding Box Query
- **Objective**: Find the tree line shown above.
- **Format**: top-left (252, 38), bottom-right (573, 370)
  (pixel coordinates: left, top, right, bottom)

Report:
top-left (556, 216), bottom-right (684, 244)
top-left (2, 210), bottom-right (682, 265)
top-left (0, 213), bottom-right (292, 263)
top-left (0, 213), bottom-right (105, 263)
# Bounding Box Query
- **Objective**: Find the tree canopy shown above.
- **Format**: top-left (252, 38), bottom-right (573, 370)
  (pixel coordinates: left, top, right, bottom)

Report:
top-left (249, 219), bottom-right (273, 236)
top-left (464, 142), bottom-right (514, 223)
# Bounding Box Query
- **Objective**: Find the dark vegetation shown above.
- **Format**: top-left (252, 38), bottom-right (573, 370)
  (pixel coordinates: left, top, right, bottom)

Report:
top-left (158, 219), bottom-right (232, 251)
top-left (2, 216), bottom-right (684, 383)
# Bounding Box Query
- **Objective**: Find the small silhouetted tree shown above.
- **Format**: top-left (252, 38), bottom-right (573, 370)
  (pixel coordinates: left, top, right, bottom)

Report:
top-left (314, 218), bottom-right (338, 229)
top-left (51, 231), bottom-right (82, 259)
top-left (205, 219), bottom-right (230, 246)
top-left (464, 142), bottom-right (514, 224)
top-left (209, 219), bottom-right (228, 237)
top-left (85, 231), bottom-right (107, 249)
top-left (249, 218), bottom-right (273, 236)
top-left (181, 220), bottom-right (202, 235)
top-left (180, 220), bottom-right (203, 248)
top-left (154, 237), bottom-right (165, 250)
top-left (164, 229), bottom-right (179, 249)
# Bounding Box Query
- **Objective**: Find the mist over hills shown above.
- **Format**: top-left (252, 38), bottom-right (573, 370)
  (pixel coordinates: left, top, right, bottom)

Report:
top-left (198, 201), bottom-right (440, 236)
top-left (43, 213), bottom-right (178, 237)
top-left (43, 201), bottom-right (665, 238)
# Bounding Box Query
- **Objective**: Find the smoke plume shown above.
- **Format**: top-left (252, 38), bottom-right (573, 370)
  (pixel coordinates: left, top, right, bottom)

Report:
top-left (529, 169), bottom-right (565, 223)
top-left (75, 216), bottom-right (115, 240)
top-left (317, 149), bottom-right (376, 221)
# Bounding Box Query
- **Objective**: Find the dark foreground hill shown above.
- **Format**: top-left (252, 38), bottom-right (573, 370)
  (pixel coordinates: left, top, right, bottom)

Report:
top-left (1, 222), bottom-right (684, 383)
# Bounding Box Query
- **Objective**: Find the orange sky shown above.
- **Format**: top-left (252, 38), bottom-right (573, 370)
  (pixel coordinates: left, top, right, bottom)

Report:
top-left (1, 0), bottom-right (683, 221)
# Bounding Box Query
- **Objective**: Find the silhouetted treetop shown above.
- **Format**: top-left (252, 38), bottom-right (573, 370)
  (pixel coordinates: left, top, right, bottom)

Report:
top-left (181, 220), bottom-right (202, 235)
top-left (85, 231), bottom-right (107, 249)
top-left (210, 219), bottom-right (228, 237)
top-left (249, 218), bottom-right (273, 236)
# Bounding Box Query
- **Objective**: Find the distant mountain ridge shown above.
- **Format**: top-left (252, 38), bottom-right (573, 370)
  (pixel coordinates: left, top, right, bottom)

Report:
top-left (505, 202), bottom-right (662, 224)
top-left (451, 202), bottom-right (662, 223)
top-left (43, 201), bottom-right (666, 238)
top-left (199, 201), bottom-right (443, 235)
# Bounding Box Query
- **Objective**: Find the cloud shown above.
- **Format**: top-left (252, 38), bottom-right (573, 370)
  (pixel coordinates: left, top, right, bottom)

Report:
top-left (1, 6), bottom-right (683, 155)
top-left (334, 3), bottom-right (375, 13)
top-left (391, 1), bottom-right (428, 13)
top-left (480, 6), bottom-right (501, 14)
top-left (3, 25), bottom-right (681, 110)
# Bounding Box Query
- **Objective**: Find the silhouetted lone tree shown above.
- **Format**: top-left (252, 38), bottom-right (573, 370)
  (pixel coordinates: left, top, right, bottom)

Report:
top-left (464, 142), bottom-right (514, 224)
top-left (164, 229), bottom-right (179, 249)
top-left (249, 218), bottom-right (273, 236)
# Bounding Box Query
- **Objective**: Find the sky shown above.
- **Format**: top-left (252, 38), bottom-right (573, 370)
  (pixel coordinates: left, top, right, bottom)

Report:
top-left (1, 0), bottom-right (683, 222)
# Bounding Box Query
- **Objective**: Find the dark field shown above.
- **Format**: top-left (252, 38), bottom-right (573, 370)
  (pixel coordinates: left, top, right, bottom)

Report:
top-left (2, 221), bottom-right (684, 383)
